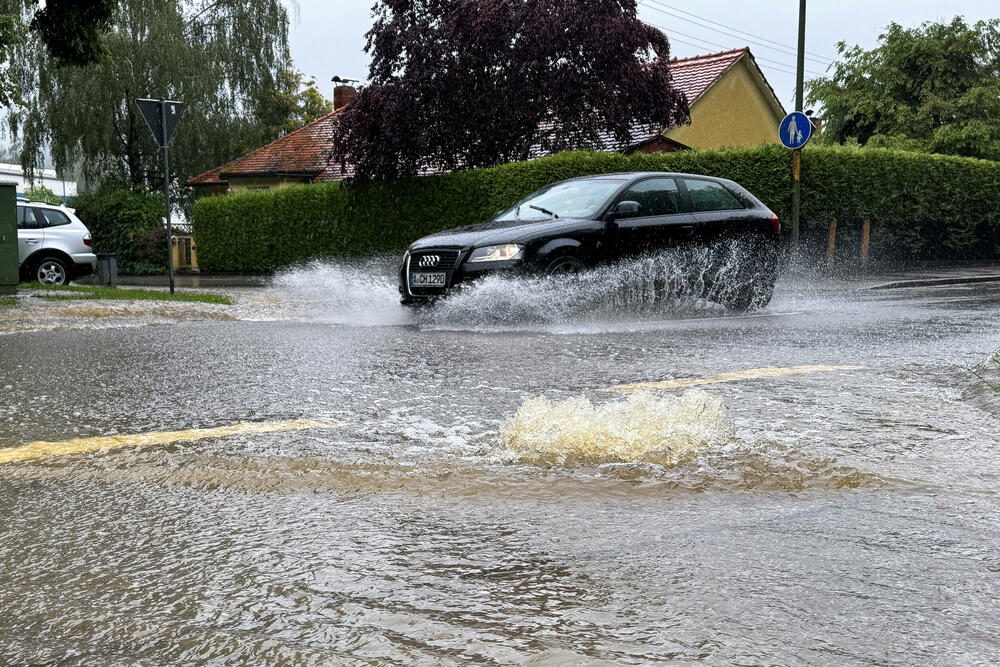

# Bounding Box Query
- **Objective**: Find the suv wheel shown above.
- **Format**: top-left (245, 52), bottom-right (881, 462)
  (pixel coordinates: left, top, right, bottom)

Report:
top-left (35, 257), bottom-right (70, 286)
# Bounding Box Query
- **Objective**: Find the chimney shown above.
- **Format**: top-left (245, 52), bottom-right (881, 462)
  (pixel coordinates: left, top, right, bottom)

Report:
top-left (332, 77), bottom-right (360, 111)
top-left (333, 85), bottom-right (357, 111)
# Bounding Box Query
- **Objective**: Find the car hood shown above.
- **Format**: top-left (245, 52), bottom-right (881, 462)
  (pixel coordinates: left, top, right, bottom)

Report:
top-left (410, 217), bottom-right (589, 249)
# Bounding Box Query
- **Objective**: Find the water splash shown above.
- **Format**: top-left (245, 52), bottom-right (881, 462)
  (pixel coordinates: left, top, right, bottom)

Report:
top-left (499, 389), bottom-right (734, 466)
top-left (255, 258), bottom-right (411, 326)
top-left (419, 241), bottom-right (775, 327)
top-left (242, 242), bottom-right (775, 329)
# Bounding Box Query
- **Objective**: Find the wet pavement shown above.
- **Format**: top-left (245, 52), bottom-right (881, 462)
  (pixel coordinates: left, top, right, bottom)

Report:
top-left (2, 259), bottom-right (999, 665)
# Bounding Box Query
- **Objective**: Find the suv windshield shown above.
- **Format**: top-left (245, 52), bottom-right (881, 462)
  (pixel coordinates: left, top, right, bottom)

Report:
top-left (496, 179), bottom-right (626, 222)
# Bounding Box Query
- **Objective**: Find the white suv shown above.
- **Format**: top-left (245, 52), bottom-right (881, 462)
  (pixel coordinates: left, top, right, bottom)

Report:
top-left (17, 199), bottom-right (98, 285)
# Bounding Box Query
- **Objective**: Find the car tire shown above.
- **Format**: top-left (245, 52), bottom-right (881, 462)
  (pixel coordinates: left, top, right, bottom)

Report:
top-left (34, 256), bottom-right (71, 286)
top-left (543, 255), bottom-right (586, 276)
top-left (716, 238), bottom-right (778, 312)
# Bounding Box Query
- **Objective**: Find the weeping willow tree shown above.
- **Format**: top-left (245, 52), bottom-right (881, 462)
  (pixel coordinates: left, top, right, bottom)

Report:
top-left (6, 0), bottom-right (293, 193)
top-left (1, 0), bottom-right (114, 107)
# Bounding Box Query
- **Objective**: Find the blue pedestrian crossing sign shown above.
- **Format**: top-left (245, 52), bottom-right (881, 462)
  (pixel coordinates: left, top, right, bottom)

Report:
top-left (779, 111), bottom-right (812, 150)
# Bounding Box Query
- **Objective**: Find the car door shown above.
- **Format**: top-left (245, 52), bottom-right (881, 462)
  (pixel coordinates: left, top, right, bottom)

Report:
top-left (605, 177), bottom-right (697, 260)
top-left (34, 207), bottom-right (74, 252)
top-left (681, 178), bottom-right (754, 241)
top-left (16, 205), bottom-right (43, 265)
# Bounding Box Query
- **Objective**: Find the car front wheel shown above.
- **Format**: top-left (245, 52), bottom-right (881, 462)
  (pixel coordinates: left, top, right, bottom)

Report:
top-left (35, 257), bottom-right (70, 286)
top-left (543, 255), bottom-right (586, 276)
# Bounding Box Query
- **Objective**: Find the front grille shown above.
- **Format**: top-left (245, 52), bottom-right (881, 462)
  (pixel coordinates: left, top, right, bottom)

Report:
top-left (410, 249), bottom-right (460, 272)
top-left (407, 248), bottom-right (463, 297)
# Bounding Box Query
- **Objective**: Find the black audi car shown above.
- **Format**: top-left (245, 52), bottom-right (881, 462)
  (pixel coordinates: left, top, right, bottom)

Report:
top-left (399, 172), bottom-right (781, 311)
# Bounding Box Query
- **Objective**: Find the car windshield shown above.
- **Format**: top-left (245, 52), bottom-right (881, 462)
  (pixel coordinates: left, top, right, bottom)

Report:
top-left (495, 179), bottom-right (626, 222)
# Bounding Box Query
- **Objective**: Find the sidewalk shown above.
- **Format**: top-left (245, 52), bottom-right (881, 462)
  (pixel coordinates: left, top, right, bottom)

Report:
top-left (75, 273), bottom-right (271, 289)
top-left (783, 261), bottom-right (1000, 291)
top-left (76, 262), bottom-right (1000, 292)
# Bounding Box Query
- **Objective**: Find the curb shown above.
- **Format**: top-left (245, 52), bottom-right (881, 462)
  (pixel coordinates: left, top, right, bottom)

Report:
top-left (870, 275), bottom-right (1000, 290)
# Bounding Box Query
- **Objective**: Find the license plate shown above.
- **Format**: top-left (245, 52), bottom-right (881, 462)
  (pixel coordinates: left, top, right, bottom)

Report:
top-left (410, 272), bottom-right (447, 287)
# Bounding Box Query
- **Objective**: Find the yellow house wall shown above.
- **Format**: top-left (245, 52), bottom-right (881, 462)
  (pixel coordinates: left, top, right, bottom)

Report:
top-left (665, 59), bottom-right (784, 150)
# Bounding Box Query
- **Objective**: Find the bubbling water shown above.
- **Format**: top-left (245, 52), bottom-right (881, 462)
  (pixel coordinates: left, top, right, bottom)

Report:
top-left (499, 389), bottom-right (735, 466)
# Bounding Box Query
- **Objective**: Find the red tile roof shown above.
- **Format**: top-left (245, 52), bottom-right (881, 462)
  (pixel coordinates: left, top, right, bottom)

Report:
top-left (670, 48), bottom-right (750, 104)
top-left (189, 48), bottom-right (778, 187)
top-left (188, 112), bottom-right (345, 185)
top-left (187, 164), bottom-right (227, 186)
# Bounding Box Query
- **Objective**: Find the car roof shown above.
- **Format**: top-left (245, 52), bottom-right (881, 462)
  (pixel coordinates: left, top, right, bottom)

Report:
top-left (567, 171), bottom-right (732, 183)
top-left (17, 198), bottom-right (69, 210)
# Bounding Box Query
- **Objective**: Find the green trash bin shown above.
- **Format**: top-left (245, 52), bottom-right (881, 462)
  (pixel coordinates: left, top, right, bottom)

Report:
top-left (0, 183), bottom-right (17, 296)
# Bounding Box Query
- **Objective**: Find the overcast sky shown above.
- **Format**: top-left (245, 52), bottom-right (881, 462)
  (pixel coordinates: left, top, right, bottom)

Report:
top-left (289, 0), bottom-right (1000, 110)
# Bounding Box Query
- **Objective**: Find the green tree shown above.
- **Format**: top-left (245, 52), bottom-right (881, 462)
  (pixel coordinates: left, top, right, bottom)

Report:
top-left (71, 186), bottom-right (166, 274)
top-left (252, 64), bottom-right (335, 141)
top-left (0, 0), bottom-right (114, 106)
top-left (807, 17), bottom-right (1000, 160)
top-left (23, 184), bottom-right (62, 204)
top-left (6, 0), bottom-right (291, 193)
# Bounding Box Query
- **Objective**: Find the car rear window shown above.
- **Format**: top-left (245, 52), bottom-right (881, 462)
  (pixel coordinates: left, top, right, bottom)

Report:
top-left (37, 208), bottom-right (71, 227)
top-left (16, 205), bottom-right (39, 229)
top-left (685, 179), bottom-right (745, 212)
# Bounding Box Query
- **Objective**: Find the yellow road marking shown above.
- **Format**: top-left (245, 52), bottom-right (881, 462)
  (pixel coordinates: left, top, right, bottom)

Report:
top-left (604, 365), bottom-right (863, 393)
top-left (0, 419), bottom-right (344, 465)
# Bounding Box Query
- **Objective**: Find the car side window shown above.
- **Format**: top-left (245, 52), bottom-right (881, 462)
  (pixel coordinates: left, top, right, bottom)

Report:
top-left (16, 206), bottom-right (41, 230)
top-left (617, 178), bottom-right (680, 217)
top-left (684, 179), bottom-right (745, 212)
top-left (37, 208), bottom-right (71, 227)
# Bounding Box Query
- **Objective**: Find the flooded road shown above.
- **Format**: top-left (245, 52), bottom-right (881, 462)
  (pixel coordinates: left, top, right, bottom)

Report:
top-left (2, 261), bottom-right (999, 665)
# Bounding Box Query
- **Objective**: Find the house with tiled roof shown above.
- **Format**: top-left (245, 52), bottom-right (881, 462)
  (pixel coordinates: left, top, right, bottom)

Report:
top-left (186, 105), bottom-right (351, 197)
top-left (663, 47), bottom-right (786, 150)
top-left (188, 48), bottom-right (785, 197)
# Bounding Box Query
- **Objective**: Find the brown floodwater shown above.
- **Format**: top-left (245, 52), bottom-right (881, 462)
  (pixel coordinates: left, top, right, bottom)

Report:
top-left (2, 260), bottom-right (999, 664)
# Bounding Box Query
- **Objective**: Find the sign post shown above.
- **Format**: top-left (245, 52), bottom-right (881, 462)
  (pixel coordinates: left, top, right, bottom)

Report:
top-left (779, 110), bottom-right (812, 246)
top-left (136, 98), bottom-right (183, 294)
top-left (790, 0), bottom-right (807, 246)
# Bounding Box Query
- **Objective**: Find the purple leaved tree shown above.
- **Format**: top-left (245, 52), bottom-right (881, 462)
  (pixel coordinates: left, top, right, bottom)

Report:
top-left (333, 0), bottom-right (690, 181)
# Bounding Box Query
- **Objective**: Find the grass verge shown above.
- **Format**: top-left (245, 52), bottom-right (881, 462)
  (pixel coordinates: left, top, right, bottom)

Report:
top-left (20, 283), bottom-right (231, 305)
top-left (0, 296), bottom-right (16, 308)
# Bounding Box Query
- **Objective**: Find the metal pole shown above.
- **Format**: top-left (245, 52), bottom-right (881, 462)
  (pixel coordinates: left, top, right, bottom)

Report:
top-left (826, 218), bottom-right (837, 270)
top-left (791, 0), bottom-right (806, 247)
top-left (861, 218), bottom-right (871, 269)
top-left (161, 99), bottom-right (175, 294)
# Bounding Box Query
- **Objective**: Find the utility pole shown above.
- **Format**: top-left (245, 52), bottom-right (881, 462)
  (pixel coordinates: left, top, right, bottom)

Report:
top-left (791, 0), bottom-right (807, 246)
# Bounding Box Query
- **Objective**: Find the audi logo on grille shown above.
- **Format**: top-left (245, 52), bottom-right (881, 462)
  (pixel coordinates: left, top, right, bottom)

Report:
top-left (418, 255), bottom-right (441, 268)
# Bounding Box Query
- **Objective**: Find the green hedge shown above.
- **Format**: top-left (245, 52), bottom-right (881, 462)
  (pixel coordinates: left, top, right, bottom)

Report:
top-left (71, 187), bottom-right (167, 274)
top-left (192, 144), bottom-right (1000, 272)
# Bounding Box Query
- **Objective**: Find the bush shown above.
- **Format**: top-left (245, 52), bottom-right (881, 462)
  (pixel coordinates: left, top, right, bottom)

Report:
top-left (24, 185), bottom-right (63, 205)
top-left (192, 145), bottom-right (1000, 272)
top-left (70, 187), bottom-right (167, 274)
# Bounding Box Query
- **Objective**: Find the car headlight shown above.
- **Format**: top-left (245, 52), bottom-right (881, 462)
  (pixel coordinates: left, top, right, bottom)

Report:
top-left (468, 244), bottom-right (525, 263)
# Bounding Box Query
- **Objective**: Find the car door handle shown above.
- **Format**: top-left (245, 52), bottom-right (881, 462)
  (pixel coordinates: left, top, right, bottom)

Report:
top-left (678, 225), bottom-right (696, 236)
top-left (25, 238), bottom-right (39, 244)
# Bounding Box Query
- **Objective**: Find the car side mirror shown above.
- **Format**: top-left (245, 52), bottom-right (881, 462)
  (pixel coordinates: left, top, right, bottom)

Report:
top-left (608, 201), bottom-right (642, 222)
